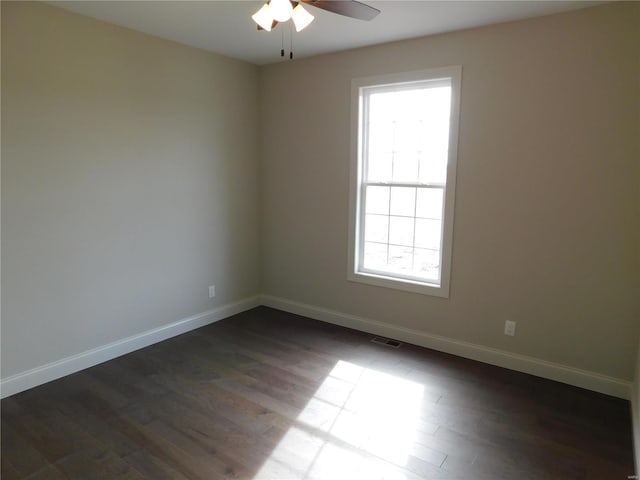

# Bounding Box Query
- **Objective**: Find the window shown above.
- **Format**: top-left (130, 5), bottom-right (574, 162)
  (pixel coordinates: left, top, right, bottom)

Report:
top-left (348, 67), bottom-right (461, 297)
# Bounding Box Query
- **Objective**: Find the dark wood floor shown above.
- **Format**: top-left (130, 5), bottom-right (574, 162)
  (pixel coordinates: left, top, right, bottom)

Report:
top-left (1, 307), bottom-right (635, 479)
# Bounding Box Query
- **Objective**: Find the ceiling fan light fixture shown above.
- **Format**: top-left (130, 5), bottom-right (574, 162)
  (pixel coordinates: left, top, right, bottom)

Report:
top-left (252, 3), bottom-right (274, 31)
top-left (269, 0), bottom-right (294, 22)
top-left (291, 4), bottom-right (314, 32)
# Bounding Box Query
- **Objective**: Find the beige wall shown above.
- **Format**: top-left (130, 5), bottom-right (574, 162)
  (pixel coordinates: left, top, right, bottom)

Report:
top-left (260, 2), bottom-right (640, 380)
top-left (1, 2), bottom-right (260, 377)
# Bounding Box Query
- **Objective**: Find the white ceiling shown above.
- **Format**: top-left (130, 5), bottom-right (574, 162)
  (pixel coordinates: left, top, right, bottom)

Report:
top-left (52, 1), bottom-right (605, 65)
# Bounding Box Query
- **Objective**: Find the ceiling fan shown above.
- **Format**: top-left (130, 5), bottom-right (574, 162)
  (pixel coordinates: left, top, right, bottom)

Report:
top-left (252, 0), bottom-right (380, 33)
top-left (299, 0), bottom-right (380, 22)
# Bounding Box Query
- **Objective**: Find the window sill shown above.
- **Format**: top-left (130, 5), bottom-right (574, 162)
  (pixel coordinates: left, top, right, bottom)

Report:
top-left (348, 270), bottom-right (449, 298)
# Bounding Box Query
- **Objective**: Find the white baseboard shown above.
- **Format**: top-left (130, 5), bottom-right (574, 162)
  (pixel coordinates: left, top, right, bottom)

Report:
top-left (632, 388), bottom-right (640, 475)
top-left (2, 293), bottom-right (631, 401)
top-left (0, 295), bottom-right (261, 399)
top-left (260, 294), bottom-right (632, 400)
top-left (632, 355), bottom-right (640, 475)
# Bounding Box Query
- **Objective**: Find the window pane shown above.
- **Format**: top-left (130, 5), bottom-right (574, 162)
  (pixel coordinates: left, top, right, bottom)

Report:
top-left (416, 188), bottom-right (443, 220)
top-left (368, 120), bottom-right (393, 153)
top-left (423, 122), bottom-right (450, 156)
top-left (370, 92), bottom-right (396, 117)
top-left (389, 187), bottom-right (415, 217)
top-left (389, 216), bottom-right (414, 246)
top-left (388, 245), bottom-right (413, 273)
top-left (423, 87), bottom-right (451, 120)
top-left (413, 248), bottom-right (440, 281)
top-left (392, 152), bottom-right (420, 183)
top-left (363, 242), bottom-right (388, 271)
top-left (419, 159), bottom-right (447, 185)
top-left (418, 87), bottom-right (451, 184)
top-left (415, 218), bottom-right (442, 250)
top-left (367, 151), bottom-right (392, 182)
top-left (365, 186), bottom-right (389, 215)
top-left (371, 91), bottom-right (412, 122)
top-left (394, 120), bottom-right (423, 153)
top-left (365, 214), bottom-right (388, 243)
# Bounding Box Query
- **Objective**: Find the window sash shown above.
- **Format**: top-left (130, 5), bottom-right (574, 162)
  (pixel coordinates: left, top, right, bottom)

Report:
top-left (357, 184), bottom-right (445, 285)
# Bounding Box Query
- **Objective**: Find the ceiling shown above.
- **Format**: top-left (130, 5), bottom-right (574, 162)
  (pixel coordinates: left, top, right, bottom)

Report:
top-left (52, 1), bottom-right (605, 65)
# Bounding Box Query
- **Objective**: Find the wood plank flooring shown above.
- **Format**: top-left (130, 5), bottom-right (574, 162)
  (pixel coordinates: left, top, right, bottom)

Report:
top-left (1, 307), bottom-right (635, 479)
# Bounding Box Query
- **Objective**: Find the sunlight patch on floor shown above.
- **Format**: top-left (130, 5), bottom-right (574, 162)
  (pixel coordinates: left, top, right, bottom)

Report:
top-left (253, 360), bottom-right (427, 479)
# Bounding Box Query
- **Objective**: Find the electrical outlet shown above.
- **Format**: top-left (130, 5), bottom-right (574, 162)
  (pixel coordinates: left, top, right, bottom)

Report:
top-left (208, 285), bottom-right (216, 298)
top-left (504, 320), bottom-right (516, 337)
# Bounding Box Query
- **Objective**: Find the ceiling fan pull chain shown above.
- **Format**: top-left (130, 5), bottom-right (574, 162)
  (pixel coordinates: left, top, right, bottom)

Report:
top-left (289, 23), bottom-right (294, 59)
top-left (281, 28), bottom-right (285, 57)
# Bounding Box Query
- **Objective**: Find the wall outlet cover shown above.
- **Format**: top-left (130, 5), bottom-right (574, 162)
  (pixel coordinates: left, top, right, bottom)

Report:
top-left (504, 320), bottom-right (517, 336)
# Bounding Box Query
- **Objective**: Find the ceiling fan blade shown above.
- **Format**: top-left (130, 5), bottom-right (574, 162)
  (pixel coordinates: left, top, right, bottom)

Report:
top-left (301, 0), bottom-right (380, 21)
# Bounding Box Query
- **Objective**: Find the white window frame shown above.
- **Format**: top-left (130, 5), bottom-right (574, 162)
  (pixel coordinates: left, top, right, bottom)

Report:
top-left (348, 66), bottom-right (462, 297)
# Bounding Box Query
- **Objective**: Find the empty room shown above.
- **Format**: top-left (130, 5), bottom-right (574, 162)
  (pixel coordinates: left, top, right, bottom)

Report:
top-left (1, 1), bottom-right (639, 478)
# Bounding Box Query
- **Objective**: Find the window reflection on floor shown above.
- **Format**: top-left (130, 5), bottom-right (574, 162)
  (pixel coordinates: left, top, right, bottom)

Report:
top-left (253, 360), bottom-right (429, 479)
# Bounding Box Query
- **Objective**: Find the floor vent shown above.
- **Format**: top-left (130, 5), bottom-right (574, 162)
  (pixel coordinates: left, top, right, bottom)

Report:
top-left (371, 337), bottom-right (402, 348)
